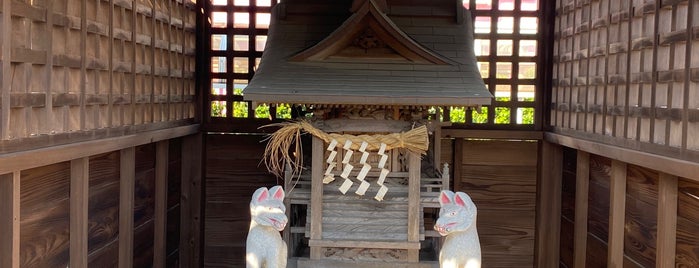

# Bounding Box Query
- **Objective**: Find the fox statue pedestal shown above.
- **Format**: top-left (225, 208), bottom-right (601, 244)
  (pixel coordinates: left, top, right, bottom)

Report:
top-left (246, 186), bottom-right (288, 268)
top-left (434, 190), bottom-right (481, 268)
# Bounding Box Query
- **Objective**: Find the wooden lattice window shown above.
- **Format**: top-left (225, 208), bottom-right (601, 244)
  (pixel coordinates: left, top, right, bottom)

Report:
top-left (447, 0), bottom-right (544, 129)
top-left (205, 0), bottom-right (288, 123)
top-left (203, 0), bottom-right (546, 129)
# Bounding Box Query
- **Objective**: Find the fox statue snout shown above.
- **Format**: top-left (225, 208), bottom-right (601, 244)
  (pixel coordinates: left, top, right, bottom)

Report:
top-left (246, 186), bottom-right (288, 268)
top-left (436, 190), bottom-right (481, 268)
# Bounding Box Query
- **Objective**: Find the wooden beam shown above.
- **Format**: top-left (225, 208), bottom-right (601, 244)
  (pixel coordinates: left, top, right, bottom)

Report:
top-left (656, 173), bottom-right (678, 268)
top-left (535, 141), bottom-right (562, 267)
top-left (70, 158), bottom-right (89, 268)
top-left (574, 151), bottom-right (589, 268)
top-left (607, 160), bottom-right (627, 267)
top-left (180, 133), bottom-right (202, 267)
top-left (442, 129), bottom-right (544, 141)
top-left (310, 136), bottom-right (324, 259)
top-left (0, 124), bottom-right (198, 174)
top-left (309, 239), bottom-right (421, 249)
top-left (0, 172), bottom-right (20, 268)
top-left (407, 151), bottom-right (421, 262)
top-left (545, 132), bottom-right (699, 181)
top-left (1, 0), bottom-right (11, 139)
top-left (119, 147), bottom-right (135, 268)
top-left (154, 141), bottom-right (169, 268)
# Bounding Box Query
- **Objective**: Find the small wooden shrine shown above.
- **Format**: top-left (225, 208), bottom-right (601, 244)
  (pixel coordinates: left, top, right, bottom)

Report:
top-left (243, 0), bottom-right (491, 266)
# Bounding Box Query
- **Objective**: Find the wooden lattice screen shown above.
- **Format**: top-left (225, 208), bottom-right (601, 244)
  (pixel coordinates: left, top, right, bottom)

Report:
top-left (204, 0), bottom-right (282, 127)
top-left (448, 0), bottom-right (545, 129)
top-left (552, 0), bottom-right (698, 162)
top-left (203, 0), bottom-right (548, 131)
top-left (0, 0), bottom-right (197, 150)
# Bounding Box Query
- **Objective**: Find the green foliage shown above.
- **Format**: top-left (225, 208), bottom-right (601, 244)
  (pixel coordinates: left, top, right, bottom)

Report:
top-left (233, 101), bottom-right (248, 118)
top-left (211, 101), bottom-right (226, 117)
top-left (255, 104), bottom-right (271, 119)
top-left (471, 107), bottom-right (488, 123)
top-left (450, 107), bottom-right (466, 123)
top-left (494, 107), bottom-right (510, 124)
top-left (276, 104), bottom-right (292, 119)
top-left (518, 107), bottom-right (534, 124)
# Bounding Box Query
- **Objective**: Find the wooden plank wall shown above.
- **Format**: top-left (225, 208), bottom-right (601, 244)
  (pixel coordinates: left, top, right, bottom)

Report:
top-left (0, 134), bottom-right (199, 268)
top-left (453, 139), bottom-right (538, 267)
top-left (203, 134), bottom-right (278, 267)
top-left (552, 0), bottom-right (699, 163)
top-left (0, 0), bottom-right (197, 153)
top-left (167, 138), bottom-right (183, 266)
top-left (87, 151), bottom-right (121, 266)
top-left (677, 178), bottom-right (699, 267)
top-left (558, 147), bottom-right (576, 267)
top-left (556, 149), bottom-right (699, 267)
top-left (0, 0), bottom-right (199, 264)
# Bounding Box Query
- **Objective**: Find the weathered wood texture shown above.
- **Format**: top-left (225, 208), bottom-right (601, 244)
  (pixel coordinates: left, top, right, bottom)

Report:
top-left (455, 139), bottom-right (538, 267)
top-left (0, 127), bottom-right (191, 267)
top-left (0, 172), bottom-right (20, 268)
top-left (559, 148), bottom-right (576, 268)
top-left (19, 162), bottom-right (71, 267)
top-left (180, 133), bottom-right (203, 267)
top-left (119, 147), bottom-right (136, 268)
top-left (167, 138), bottom-right (182, 266)
top-left (552, 0), bottom-right (699, 164)
top-left (573, 151), bottom-right (589, 268)
top-left (563, 152), bottom-right (669, 267)
top-left (70, 157), bottom-right (89, 268)
top-left (586, 155), bottom-right (610, 267)
top-left (677, 178), bottom-right (699, 266)
top-left (88, 151), bottom-right (121, 267)
top-left (134, 144), bottom-right (156, 266)
top-left (203, 134), bottom-right (278, 267)
top-left (0, 0), bottom-right (197, 150)
top-left (624, 164), bottom-right (658, 267)
top-left (657, 173), bottom-right (677, 268)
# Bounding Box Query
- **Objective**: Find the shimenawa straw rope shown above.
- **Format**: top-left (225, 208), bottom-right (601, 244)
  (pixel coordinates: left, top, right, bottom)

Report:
top-left (261, 120), bottom-right (429, 178)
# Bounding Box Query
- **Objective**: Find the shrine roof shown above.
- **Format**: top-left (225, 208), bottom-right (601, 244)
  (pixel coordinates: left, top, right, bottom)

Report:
top-left (242, 0), bottom-right (492, 107)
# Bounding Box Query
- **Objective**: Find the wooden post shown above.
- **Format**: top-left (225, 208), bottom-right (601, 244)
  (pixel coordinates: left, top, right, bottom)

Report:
top-left (452, 138), bottom-right (463, 191)
top-left (574, 151), bottom-right (589, 268)
top-left (535, 141), bottom-right (562, 267)
top-left (283, 164), bottom-right (292, 256)
top-left (407, 151), bottom-right (421, 262)
top-left (433, 123), bottom-right (441, 174)
top-left (608, 160), bottom-right (627, 267)
top-left (1, 0), bottom-right (11, 139)
top-left (154, 141), bottom-right (169, 268)
top-left (0, 172), bottom-right (20, 268)
top-left (70, 158), bottom-right (89, 268)
top-left (656, 173), bottom-right (678, 268)
top-left (310, 136), bottom-right (324, 259)
top-left (79, 0), bottom-right (87, 131)
top-left (181, 133), bottom-right (202, 267)
top-left (119, 147), bottom-right (136, 268)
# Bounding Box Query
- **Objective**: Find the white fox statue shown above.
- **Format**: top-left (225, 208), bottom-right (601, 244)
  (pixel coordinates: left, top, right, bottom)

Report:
top-left (434, 190), bottom-right (481, 268)
top-left (246, 186), bottom-right (288, 268)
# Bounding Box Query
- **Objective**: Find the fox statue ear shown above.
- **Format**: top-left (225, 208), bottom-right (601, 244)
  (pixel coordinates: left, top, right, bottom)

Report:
top-left (252, 187), bottom-right (270, 204)
top-left (453, 192), bottom-right (473, 208)
top-left (269, 185), bottom-right (285, 201)
top-left (439, 190), bottom-right (455, 206)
